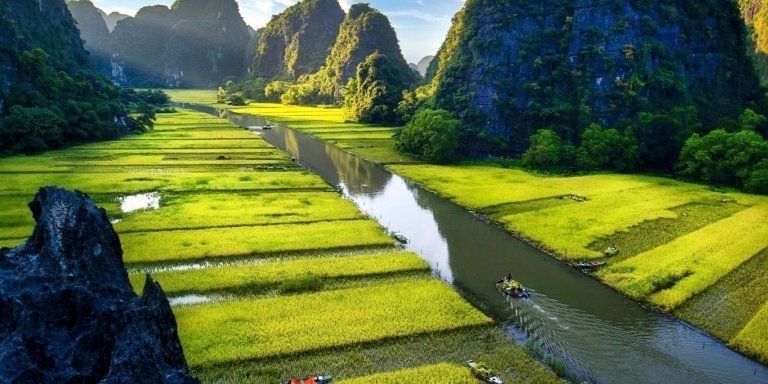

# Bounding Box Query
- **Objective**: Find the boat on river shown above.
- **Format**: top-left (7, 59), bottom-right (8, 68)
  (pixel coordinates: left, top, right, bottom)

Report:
top-left (572, 260), bottom-right (606, 269)
top-left (496, 275), bottom-right (530, 298)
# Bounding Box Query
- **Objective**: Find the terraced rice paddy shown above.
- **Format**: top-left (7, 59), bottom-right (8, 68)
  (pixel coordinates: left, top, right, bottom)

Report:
top-left (163, 89), bottom-right (768, 366)
top-left (0, 108), bottom-right (561, 383)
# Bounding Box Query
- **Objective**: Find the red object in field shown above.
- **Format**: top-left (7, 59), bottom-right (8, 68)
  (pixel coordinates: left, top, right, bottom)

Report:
top-left (282, 374), bottom-right (333, 384)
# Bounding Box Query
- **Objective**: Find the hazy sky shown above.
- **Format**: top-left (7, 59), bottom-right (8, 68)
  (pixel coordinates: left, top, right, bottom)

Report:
top-left (90, 0), bottom-right (464, 63)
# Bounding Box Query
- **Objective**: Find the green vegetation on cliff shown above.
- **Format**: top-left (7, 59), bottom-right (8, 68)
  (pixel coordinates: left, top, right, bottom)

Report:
top-left (0, 0), bottom-right (164, 154)
top-left (418, 0), bottom-right (765, 174)
top-left (229, 2), bottom-right (418, 121)
top-left (248, 0), bottom-right (344, 80)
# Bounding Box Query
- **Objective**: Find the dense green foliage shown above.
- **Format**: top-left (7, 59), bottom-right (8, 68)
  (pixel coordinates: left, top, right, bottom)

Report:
top-left (678, 128), bottom-right (768, 193)
top-left (397, 109), bottom-right (460, 163)
top-left (420, 0), bottom-right (765, 173)
top-left (0, 1), bottom-right (168, 154)
top-left (343, 52), bottom-right (409, 124)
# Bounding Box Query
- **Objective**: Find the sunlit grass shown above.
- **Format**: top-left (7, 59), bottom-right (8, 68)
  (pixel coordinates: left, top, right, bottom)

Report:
top-left (337, 363), bottom-right (477, 384)
top-left (113, 192), bottom-right (363, 232)
top-left (733, 302), bottom-right (768, 363)
top-left (598, 204), bottom-right (768, 310)
top-left (130, 251), bottom-right (429, 295)
top-left (676, 249), bottom-right (768, 342)
top-left (121, 220), bottom-right (394, 264)
top-left (175, 279), bottom-right (493, 367)
top-left (192, 326), bottom-right (564, 384)
top-left (0, 171), bottom-right (329, 197)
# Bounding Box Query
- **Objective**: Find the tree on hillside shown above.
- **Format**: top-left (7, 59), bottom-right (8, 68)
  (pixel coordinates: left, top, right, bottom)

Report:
top-left (575, 124), bottom-right (639, 171)
top-left (343, 52), bottom-right (408, 125)
top-left (522, 129), bottom-right (573, 169)
top-left (396, 109), bottom-right (460, 163)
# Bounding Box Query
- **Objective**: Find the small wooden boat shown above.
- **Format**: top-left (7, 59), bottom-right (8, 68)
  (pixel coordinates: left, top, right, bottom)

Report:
top-left (392, 232), bottom-right (408, 244)
top-left (572, 260), bottom-right (606, 269)
top-left (496, 276), bottom-right (530, 298)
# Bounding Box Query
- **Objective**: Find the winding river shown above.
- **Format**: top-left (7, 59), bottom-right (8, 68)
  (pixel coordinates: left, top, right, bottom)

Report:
top-left (184, 104), bottom-right (768, 384)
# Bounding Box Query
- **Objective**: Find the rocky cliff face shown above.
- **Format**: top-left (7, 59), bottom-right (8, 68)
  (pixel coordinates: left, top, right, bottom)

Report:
top-left (249, 0), bottom-right (344, 80)
top-left (0, 187), bottom-right (198, 384)
top-left (107, 0), bottom-right (250, 87)
top-left (66, 0), bottom-right (110, 71)
top-left (428, 0), bottom-right (762, 155)
top-left (103, 11), bottom-right (129, 32)
top-left (0, 0), bottom-right (89, 90)
top-left (304, 3), bottom-right (417, 101)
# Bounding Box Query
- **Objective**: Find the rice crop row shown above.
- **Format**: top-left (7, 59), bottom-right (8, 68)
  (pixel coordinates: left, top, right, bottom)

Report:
top-left (129, 251), bottom-right (429, 295)
top-left (0, 171), bottom-right (329, 197)
top-left (112, 192), bottom-right (364, 232)
top-left (174, 279), bottom-right (494, 367)
top-left (598, 204), bottom-right (768, 310)
top-left (732, 301), bottom-right (768, 362)
top-left (676, 248), bottom-right (768, 341)
top-left (192, 325), bottom-right (564, 384)
top-left (588, 202), bottom-right (747, 263)
top-left (337, 363), bottom-right (477, 384)
top-left (121, 219), bottom-right (394, 265)
top-left (503, 184), bottom-right (708, 259)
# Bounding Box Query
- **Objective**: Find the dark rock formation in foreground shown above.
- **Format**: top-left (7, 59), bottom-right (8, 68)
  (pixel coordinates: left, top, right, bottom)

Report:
top-left (0, 187), bottom-right (198, 384)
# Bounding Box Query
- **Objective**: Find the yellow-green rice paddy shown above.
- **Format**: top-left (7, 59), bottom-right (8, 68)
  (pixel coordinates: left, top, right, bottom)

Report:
top-left (0, 108), bottom-right (562, 383)
top-left (162, 89), bottom-right (768, 366)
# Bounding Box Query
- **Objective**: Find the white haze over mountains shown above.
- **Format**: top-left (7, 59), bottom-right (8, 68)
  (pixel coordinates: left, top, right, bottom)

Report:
top-left (90, 0), bottom-right (464, 62)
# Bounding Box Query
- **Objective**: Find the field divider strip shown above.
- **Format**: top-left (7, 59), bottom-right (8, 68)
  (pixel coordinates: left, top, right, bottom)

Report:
top-left (124, 244), bottom-right (400, 271)
top-left (115, 218), bottom-right (367, 235)
top-left (163, 271), bottom-right (434, 304)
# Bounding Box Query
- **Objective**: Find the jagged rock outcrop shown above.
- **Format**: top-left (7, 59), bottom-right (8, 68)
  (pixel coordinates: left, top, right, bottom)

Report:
top-left (248, 0), bottom-right (344, 80)
top-left (107, 0), bottom-right (250, 87)
top-left (0, 187), bottom-right (198, 384)
top-left (428, 0), bottom-right (763, 158)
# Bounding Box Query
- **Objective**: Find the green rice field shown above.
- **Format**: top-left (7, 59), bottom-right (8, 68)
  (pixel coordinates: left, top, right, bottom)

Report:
top-left (0, 108), bottom-right (562, 383)
top-left (162, 89), bottom-right (768, 366)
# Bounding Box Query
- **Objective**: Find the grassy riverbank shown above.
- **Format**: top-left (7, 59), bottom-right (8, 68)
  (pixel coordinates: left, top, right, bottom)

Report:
top-left (163, 89), bottom-right (768, 365)
top-left (0, 108), bottom-right (562, 383)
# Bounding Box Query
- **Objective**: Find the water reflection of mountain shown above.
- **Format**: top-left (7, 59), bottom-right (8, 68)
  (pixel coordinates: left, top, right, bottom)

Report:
top-left (325, 141), bottom-right (391, 194)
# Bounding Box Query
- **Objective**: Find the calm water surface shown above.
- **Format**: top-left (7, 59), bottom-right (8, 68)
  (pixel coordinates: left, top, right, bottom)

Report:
top-left (185, 104), bottom-right (768, 384)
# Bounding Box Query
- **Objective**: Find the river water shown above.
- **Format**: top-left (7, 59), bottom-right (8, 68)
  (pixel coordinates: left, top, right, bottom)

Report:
top-left (187, 104), bottom-right (768, 384)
